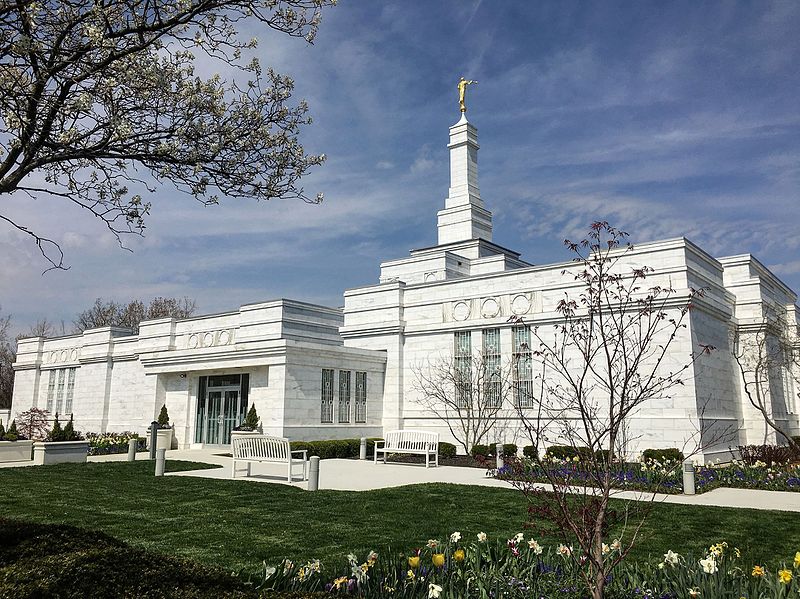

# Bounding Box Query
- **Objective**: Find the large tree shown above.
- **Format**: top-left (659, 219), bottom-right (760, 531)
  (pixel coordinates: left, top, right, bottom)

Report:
top-left (0, 0), bottom-right (332, 269)
top-left (0, 306), bottom-right (12, 409)
top-left (73, 296), bottom-right (197, 333)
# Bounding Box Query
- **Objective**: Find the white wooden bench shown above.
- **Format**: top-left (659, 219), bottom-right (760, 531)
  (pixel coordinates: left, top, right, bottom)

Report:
top-left (231, 435), bottom-right (308, 482)
top-left (374, 430), bottom-right (439, 468)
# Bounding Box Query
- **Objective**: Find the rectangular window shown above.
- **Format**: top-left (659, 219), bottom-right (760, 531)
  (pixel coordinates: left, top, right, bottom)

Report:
top-left (55, 368), bottom-right (66, 415)
top-left (338, 370), bottom-right (351, 423)
top-left (321, 369), bottom-right (334, 423)
top-left (483, 328), bottom-right (502, 408)
top-left (64, 368), bottom-right (76, 414)
top-left (46, 370), bottom-right (56, 413)
top-left (454, 331), bottom-right (472, 408)
top-left (512, 325), bottom-right (534, 408)
top-left (355, 371), bottom-right (367, 423)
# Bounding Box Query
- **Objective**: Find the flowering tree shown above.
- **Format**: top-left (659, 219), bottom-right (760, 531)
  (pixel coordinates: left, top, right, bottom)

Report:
top-left (505, 222), bottom-right (714, 599)
top-left (412, 352), bottom-right (516, 455)
top-left (15, 406), bottom-right (51, 440)
top-left (0, 0), bottom-right (333, 269)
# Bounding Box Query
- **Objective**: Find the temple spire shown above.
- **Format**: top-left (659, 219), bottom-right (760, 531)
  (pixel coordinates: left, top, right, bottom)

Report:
top-left (436, 114), bottom-right (493, 244)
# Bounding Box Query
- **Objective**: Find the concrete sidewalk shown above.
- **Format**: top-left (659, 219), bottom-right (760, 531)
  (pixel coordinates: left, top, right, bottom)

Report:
top-left (2, 448), bottom-right (796, 512)
top-left (145, 449), bottom-right (800, 513)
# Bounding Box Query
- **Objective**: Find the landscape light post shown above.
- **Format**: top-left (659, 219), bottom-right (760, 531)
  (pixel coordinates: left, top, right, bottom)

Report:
top-left (155, 448), bottom-right (166, 476)
top-left (127, 438), bottom-right (137, 461)
top-left (149, 421), bottom-right (158, 459)
top-left (682, 459), bottom-right (696, 495)
top-left (308, 455), bottom-right (320, 491)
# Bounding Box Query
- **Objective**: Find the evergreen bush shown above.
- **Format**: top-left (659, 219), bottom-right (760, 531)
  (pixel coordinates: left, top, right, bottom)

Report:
top-left (502, 443), bottom-right (518, 457)
top-left (48, 415), bottom-right (63, 441)
top-left (470, 444), bottom-right (491, 458)
top-left (157, 405), bottom-right (170, 428)
top-left (544, 445), bottom-right (592, 461)
top-left (0, 420), bottom-right (5, 439)
top-left (642, 448), bottom-right (684, 464)
top-left (437, 442), bottom-right (456, 459)
top-left (244, 404), bottom-right (259, 429)
top-left (4, 420), bottom-right (21, 442)
top-left (523, 445), bottom-right (537, 459)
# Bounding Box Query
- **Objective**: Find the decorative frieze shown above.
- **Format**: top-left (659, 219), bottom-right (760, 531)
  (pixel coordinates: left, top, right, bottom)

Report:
top-left (442, 292), bottom-right (540, 323)
top-left (186, 329), bottom-right (235, 349)
top-left (46, 348), bottom-right (80, 364)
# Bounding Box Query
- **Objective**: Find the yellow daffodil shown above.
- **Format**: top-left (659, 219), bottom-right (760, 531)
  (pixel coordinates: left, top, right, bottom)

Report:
top-left (432, 553), bottom-right (445, 568)
top-left (794, 551), bottom-right (800, 568)
top-left (333, 576), bottom-right (348, 590)
top-left (778, 569), bottom-right (792, 584)
top-left (408, 556), bottom-right (420, 569)
top-left (752, 565), bottom-right (765, 577)
top-left (406, 569), bottom-right (415, 580)
top-left (453, 549), bottom-right (465, 562)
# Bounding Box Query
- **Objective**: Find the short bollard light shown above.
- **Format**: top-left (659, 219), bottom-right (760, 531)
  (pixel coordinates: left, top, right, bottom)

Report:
top-left (155, 448), bottom-right (166, 477)
top-left (682, 458), bottom-right (696, 495)
top-left (496, 443), bottom-right (504, 470)
top-left (149, 421), bottom-right (159, 459)
top-left (359, 437), bottom-right (367, 460)
top-left (127, 438), bottom-right (137, 462)
top-left (308, 455), bottom-right (320, 491)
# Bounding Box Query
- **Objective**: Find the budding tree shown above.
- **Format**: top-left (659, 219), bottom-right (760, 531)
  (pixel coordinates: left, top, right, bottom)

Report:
top-left (0, 0), bottom-right (333, 269)
top-left (503, 222), bottom-right (713, 599)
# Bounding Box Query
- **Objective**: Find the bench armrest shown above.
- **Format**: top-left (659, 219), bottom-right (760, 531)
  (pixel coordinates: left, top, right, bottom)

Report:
top-left (374, 440), bottom-right (385, 451)
top-left (291, 449), bottom-right (307, 461)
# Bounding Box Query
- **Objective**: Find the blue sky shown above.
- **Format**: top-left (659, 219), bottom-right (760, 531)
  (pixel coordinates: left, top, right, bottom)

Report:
top-left (2, 1), bottom-right (799, 335)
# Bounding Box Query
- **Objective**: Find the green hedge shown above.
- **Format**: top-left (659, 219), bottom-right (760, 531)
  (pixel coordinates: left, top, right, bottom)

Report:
top-left (290, 439), bottom-right (459, 460)
top-left (544, 445), bottom-right (592, 460)
top-left (438, 442), bottom-right (456, 459)
top-left (642, 448), bottom-right (684, 463)
top-left (523, 445), bottom-right (537, 459)
top-left (289, 438), bottom-right (381, 460)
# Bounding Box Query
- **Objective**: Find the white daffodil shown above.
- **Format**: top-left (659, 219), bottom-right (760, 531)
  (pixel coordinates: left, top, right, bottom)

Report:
top-left (477, 532), bottom-right (487, 542)
top-left (699, 556), bottom-right (717, 574)
top-left (663, 550), bottom-right (680, 567)
top-left (428, 583), bottom-right (443, 598)
top-left (528, 539), bottom-right (543, 554)
top-left (450, 531), bottom-right (462, 543)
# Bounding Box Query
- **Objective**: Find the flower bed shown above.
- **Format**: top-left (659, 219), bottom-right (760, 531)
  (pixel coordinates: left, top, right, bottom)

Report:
top-left (257, 533), bottom-right (800, 598)
top-left (86, 432), bottom-right (145, 456)
top-left (495, 457), bottom-right (800, 495)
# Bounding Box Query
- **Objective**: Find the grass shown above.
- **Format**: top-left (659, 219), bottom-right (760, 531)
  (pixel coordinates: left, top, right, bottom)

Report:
top-left (0, 460), bottom-right (798, 575)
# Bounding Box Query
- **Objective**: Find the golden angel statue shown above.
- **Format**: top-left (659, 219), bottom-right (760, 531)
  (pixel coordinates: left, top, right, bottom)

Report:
top-left (457, 77), bottom-right (478, 113)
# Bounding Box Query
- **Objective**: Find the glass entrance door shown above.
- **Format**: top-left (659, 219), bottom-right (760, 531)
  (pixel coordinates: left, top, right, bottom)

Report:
top-left (195, 374), bottom-right (249, 445)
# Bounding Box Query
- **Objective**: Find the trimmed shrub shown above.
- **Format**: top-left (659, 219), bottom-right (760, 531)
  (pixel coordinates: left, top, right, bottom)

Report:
top-left (2, 420), bottom-right (21, 442)
top-left (502, 443), bottom-right (518, 457)
top-left (157, 405), bottom-right (170, 428)
top-left (522, 445), bottom-right (537, 459)
top-left (289, 438), bottom-right (383, 460)
top-left (642, 448), bottom-right (684, 464)
top-left (470, 444), bottom-right (491, 458)
top-left (438, 442), bottom-right (456, 459)
top-left (738, 444), bottom-right (793, 466)
top-left (544, 445), bottom-right (592, 461)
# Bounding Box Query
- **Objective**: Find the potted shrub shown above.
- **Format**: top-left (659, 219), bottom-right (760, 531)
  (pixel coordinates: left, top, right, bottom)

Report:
top-left (33, 414), bottom-right (89, 465)
top-left (146, 405), bottom-right (174, 451)
top-left (0, 419), bottom-right (34, 463)
top-left (231, 405), bottom-right (262, 442)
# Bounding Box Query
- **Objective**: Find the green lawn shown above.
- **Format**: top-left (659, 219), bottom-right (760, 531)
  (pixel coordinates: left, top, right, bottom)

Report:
top-left (0, 460), bottom-right (797, 574)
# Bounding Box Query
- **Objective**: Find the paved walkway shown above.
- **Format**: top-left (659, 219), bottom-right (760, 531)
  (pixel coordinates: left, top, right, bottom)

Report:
top-left (3, 449), bottom-right (797, 512)
top-left (114, 449), bottom-right (800, 513)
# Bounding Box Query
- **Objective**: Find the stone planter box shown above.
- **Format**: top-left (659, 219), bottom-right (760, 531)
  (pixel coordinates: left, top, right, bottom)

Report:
top-left (146, 428), bottom-right (174, 451)
top-left (33, 440), bottom-right (89, 465)
top-left (230, 430), bottom-right (261, 442)
top-left (0, 440), bottom-right (34, 462)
